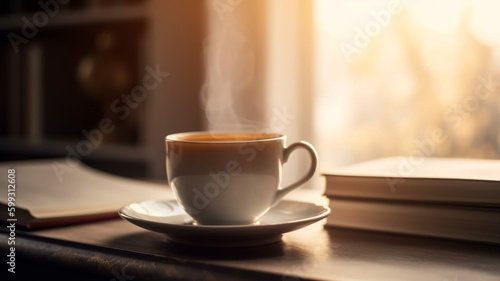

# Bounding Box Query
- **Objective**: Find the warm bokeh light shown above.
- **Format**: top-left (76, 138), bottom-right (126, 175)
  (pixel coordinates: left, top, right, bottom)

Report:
top-left (314, 0), bottom-right (500, 169)
top-left (470, 0), bottom-right (500, 45)
top-left (410, 0), bottom-right (466, 34)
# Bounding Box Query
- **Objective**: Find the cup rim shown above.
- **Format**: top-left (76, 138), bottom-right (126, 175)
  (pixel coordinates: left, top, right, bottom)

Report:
top-left (165, 131), bottom-right (285, 143)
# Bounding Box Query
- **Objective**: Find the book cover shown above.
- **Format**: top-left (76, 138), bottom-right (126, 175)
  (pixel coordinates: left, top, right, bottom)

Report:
top-left (323, 157), bottom-right (500, 205)
top-left (326, 198), bottom-right (500, 245)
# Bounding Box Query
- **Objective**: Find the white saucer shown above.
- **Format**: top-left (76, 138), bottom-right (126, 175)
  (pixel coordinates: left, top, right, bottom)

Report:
top-left (119, 199), bottom-right (330, 247)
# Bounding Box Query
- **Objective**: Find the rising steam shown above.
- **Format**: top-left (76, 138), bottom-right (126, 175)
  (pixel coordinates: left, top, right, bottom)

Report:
top-left (200, 10), bottom-right (262, 131)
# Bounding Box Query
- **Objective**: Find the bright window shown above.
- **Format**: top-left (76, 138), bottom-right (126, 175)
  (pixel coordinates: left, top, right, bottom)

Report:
top-left (314, 0), bottom-right (500, 171)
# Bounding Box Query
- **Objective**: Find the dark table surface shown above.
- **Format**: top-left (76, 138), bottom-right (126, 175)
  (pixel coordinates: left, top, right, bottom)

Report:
top-left (3, 210), bottom-right (500, 281)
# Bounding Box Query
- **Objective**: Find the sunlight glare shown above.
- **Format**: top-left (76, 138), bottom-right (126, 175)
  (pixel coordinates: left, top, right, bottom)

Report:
top-left (470, 0), bottom-right (500, 45)
top-left (409, 0), bottom-right (467, 34)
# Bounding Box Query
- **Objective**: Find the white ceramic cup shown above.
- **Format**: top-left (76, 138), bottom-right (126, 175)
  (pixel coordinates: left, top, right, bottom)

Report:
top-left (165, 132), bottom-right (318, 225)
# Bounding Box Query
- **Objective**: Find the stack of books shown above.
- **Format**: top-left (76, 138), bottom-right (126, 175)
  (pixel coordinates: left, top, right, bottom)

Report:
top-left (322, 157), bottom-right (500, 244)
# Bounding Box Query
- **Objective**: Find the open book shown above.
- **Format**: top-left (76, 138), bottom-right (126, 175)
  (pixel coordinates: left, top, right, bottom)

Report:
top-left (0, 159), bottom-right (173, 229)
top-left (323, 157), bottom-right (500, 205)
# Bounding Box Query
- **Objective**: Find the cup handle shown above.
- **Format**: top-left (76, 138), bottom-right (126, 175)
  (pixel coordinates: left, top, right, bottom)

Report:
top-left (272, 141), bottom-right (318, 206)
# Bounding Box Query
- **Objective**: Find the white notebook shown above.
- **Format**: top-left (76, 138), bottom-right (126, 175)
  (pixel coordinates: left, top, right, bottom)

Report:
top-left (0, 159), bottom-right (173, 228)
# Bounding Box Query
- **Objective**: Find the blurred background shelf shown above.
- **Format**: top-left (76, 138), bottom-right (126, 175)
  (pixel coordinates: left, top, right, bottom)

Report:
top-left (0, 137), bottom-right (149, 178)
top-left (0, 3), bottom-right (147, 31)
top-left (0, 0), bottom-right (206, 179)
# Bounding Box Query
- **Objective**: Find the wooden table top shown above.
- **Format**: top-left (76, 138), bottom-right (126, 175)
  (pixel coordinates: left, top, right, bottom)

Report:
top-left (4, 211), bottom-right (500, 281)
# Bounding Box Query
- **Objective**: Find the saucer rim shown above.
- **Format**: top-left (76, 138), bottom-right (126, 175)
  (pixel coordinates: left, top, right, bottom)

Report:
top-left (119, 199), bottom-right (330, 229)
top-left (119, 199), bottom-right (330, 246)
